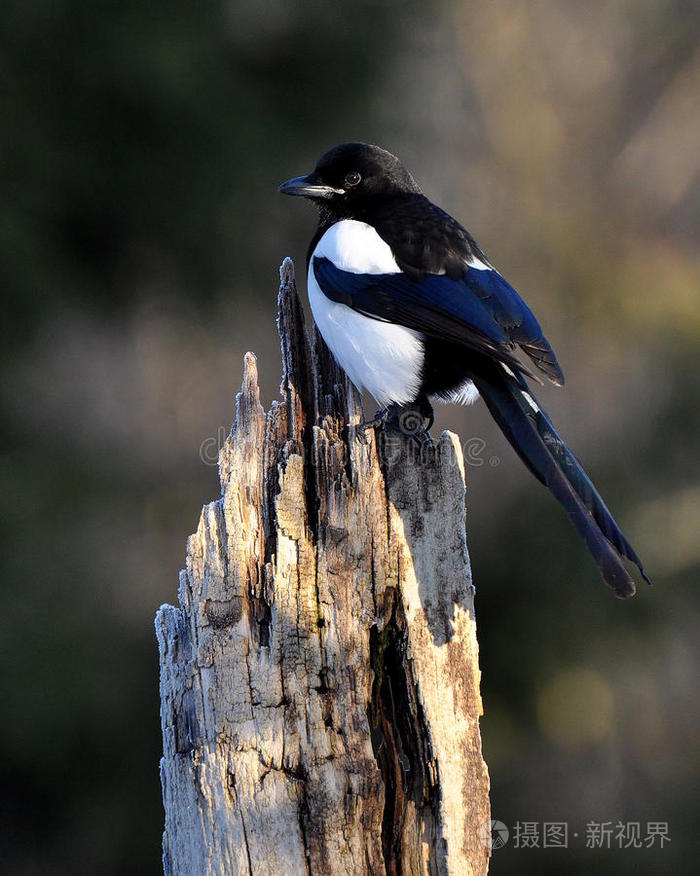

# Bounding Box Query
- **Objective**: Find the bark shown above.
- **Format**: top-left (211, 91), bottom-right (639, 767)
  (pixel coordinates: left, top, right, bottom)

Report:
top-left (155, 258), bottom-right (491, 875)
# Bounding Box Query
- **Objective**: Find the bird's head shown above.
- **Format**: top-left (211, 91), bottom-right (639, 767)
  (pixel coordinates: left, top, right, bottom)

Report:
top-left (279, 142), bottom-right (420, 216)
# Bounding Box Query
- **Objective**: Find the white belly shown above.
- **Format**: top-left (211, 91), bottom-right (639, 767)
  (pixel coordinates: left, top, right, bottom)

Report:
top-left (307, 220), bottom-right (424, 407)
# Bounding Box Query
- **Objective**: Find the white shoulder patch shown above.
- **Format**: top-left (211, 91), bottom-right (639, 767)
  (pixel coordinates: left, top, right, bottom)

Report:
top-left (307, 220), bottom-right (423, 407)
top-left (312, 219), bottom-right (401, 275)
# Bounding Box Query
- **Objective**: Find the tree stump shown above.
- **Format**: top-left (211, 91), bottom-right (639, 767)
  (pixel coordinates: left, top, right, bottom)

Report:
top-left (155, 258), bottom-right (491, 875)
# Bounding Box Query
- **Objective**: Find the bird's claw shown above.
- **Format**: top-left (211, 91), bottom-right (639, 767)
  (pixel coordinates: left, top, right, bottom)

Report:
top-left (356, 407), bottom-right (391, 443)
top-left (355, 401), bottom-right (434, 447)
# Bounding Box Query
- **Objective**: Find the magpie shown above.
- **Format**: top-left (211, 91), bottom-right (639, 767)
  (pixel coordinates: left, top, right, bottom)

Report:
top-left (279, 142), bottom-right (649, 598)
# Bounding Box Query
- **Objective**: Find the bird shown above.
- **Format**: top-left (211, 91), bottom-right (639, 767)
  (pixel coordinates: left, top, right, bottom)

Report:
top-left (279, 142), bottom-right (649, 598)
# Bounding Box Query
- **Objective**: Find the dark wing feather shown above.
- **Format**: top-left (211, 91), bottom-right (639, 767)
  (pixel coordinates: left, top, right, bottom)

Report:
top-left (367, 194), bottom-right (564, 384)
top-left (313, 257), bottom-right (563, 384)
top-left (313, 257), bottom-right (539, 381)
top-left (463, 268), bottom-right (564, 385)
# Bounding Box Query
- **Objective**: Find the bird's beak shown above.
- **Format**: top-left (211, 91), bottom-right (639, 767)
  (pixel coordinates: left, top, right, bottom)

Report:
top-left (278, 174), bottom-right (344, 199)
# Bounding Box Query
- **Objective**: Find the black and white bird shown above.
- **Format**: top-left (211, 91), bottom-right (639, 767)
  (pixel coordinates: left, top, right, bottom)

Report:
top-left (279, 142), bottom-right (649, 598)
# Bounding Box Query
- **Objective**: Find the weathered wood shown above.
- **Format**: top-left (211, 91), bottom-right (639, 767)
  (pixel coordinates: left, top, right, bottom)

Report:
top-left (156, 258), bottom-right (491, 875)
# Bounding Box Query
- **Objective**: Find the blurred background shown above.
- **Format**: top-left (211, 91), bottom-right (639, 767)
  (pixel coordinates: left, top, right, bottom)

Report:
top-left (1, 0), bottom-right (699, 872)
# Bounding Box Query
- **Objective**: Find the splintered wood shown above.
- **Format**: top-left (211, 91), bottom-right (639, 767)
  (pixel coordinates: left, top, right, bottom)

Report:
top-left (156, 258), bottom-right (490, 876)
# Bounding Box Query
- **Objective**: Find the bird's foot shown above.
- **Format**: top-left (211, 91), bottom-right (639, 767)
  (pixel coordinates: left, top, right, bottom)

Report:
top-left (357, 405), bottom-right (395, 444)
top-left (359, 406), bottom-right (392, 431)
top-left (357, 398), bottom-right (434, 446)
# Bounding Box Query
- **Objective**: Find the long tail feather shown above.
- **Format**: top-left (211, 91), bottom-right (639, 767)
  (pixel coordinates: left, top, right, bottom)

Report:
top-left (469, 360), bottom-right (650, 598)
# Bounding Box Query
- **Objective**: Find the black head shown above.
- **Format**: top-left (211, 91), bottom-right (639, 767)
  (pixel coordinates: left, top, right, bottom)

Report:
top-left (279, 143), bottom-right (420, 216)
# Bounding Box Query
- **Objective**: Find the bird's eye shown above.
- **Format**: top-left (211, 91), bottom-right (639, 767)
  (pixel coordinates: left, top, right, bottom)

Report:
top-left (344, 171), bottom-right (361, 188)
